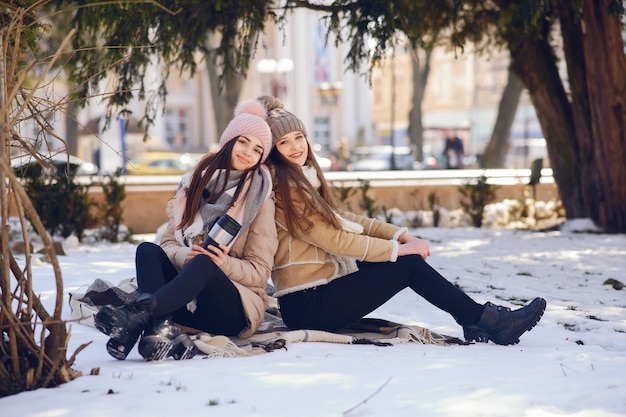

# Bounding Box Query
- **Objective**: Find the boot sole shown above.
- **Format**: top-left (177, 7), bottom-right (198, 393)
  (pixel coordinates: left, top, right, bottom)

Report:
top-left (106, 338), bottom-right (135, 360)
top-left (465, 298), bottom-right (547, 345)
top-left (138, 334), bottom-right (198, 361)
top-left (95, 306), bottom-right (129, 341)
top-left (95, 306), bottom-right (141, 360)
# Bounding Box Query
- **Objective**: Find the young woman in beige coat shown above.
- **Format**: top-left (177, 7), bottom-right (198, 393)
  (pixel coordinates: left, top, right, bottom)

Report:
top-left (95, 99), bottom-right (278, 361)
top-left (260, 96), bottom-right (546, 346)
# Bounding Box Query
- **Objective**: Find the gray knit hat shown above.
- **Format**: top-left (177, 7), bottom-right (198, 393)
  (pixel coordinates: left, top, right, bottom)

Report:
top-left (257, 96), bottom-right (307, 145)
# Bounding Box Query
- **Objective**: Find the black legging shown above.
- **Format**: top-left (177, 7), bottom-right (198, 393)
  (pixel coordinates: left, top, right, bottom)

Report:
top-left (278, 254), bottom-right (484, 332)
top-left (135, 242), bottom-right (248, 336)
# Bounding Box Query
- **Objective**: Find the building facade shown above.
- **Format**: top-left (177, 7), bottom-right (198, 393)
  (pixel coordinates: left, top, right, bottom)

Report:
top-left (370, 44), bottom-right (542, 158)
top-left (74, 9), bottom-right (545, 171)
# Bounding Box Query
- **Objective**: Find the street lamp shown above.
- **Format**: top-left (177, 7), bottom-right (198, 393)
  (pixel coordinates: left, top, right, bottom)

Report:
top-left (318, 81), bottom-right (343, 105)
top-left (389, 57), bottom-right (397, 170)
top-left (256, 58), bottom-right (294, 99)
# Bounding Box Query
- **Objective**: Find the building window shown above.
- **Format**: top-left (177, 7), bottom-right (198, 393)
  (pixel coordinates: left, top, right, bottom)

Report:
top-left (165, 108), bottom-right (189, 149)
top-left (313, 116), bottom-right (330, 150)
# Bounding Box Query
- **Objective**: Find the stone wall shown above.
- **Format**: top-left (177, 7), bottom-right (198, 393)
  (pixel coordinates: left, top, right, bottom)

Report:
top-left (89, 179), bottom-right (559, 234)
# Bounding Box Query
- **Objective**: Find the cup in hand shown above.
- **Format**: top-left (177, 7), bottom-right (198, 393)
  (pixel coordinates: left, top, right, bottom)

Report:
top-left (203, 214), bottom-right (241, 254)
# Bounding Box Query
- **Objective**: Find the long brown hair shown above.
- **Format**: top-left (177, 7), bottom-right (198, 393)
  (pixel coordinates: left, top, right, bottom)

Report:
top-left (267, 140), bottom-right (341, 239)
top-left (179, 138), bottom-right (259, 230)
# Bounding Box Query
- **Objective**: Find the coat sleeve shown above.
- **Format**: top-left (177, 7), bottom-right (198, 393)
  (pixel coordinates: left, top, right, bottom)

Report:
top-left (339, 210), bottom-right (408, 241)
top-left (282, 193), bottom-right (399, 262)
top-left (159, 218), bottom-right (190, 270)
top-left (219, 197), bottom-right (278, 290)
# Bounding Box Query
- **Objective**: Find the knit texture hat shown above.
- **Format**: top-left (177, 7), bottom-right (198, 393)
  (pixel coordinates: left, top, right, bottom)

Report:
top-left (257, 96), bottom-right (307, 145)
top-left (219, 100), bottom-right (272, 162)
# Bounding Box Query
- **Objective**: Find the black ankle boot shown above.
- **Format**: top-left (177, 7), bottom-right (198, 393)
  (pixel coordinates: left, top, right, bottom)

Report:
top-left (461, 297), bottom-right (547, 345)
top-left (94, 293), bottom-right (156, 360)
top-left (138, 317), bottom-right (198, 361)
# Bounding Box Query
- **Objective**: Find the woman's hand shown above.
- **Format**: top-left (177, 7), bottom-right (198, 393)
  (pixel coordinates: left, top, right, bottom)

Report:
top-left (398, 238), bottom-right (430, 260)
top-left (186, 244), bottom-right (230, 267)
top-left (398, 232), bottom-right (419, 244)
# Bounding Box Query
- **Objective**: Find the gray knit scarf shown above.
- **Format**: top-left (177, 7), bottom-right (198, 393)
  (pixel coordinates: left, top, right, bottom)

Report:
top-left (167, 165), bottom-right (272, 247)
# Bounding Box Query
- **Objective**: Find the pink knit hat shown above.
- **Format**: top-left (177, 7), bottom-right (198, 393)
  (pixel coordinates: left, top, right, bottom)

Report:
top-left (219, 100), bottom-right (272, 162)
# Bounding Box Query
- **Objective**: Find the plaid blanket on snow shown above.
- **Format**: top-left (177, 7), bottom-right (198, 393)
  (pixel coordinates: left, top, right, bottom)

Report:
top-left (69, 278), bottom-right (469, 358)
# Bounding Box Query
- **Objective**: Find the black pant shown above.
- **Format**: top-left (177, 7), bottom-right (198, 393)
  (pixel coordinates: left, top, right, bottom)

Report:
top-left (135, 242), bottom-right (247, 336)
top-left (278, 254), bottom-right (484, 332)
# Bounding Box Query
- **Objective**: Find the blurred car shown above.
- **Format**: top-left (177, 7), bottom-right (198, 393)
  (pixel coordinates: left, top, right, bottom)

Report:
top-left (12, 153), bottom-right (99, 177)
top-left (414, 153), bottom-right (443, 170)
top-left (125, 152), bottom-right (197, 175)
top-left (313, 150), bottom-right (339, 171)
top-left (346, 146), bottom-right (419, 171)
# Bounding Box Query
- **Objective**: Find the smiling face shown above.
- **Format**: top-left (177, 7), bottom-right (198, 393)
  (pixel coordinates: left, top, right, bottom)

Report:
top-left (230, 135), bottom-right (264, 170)
top-left (275, 131), bottom-right (308, 167)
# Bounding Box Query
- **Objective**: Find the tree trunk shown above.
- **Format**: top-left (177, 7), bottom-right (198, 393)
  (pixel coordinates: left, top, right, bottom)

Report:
top-left (407, 46), bottom-right (432, 162)
top-left (510, 31), bottom-right (590, 221)
top-left (204, 33), bottom-right (250, 147)
top-left (481, 66), bottom-right (524, 168)
top-left (206, 58), bottom-right (244, 145)
top-left (508, 1), bottom-right (626, 232)
top-left (572, 0), bottom-right (626, 231)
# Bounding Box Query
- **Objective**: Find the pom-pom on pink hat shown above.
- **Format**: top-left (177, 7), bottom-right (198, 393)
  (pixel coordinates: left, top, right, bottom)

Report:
top-left (219, 100), bottom-right (272, 163)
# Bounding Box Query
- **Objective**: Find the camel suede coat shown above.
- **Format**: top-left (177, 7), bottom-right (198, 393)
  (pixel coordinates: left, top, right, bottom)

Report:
top-left (160, 197), bottom-right (277, 338)
top-left (271, 189), bottom-right (407, 298)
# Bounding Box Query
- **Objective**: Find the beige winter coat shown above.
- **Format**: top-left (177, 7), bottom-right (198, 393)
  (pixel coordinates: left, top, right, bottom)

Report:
top-left (271, 189), bottom-right (407, 298)
top-left (160, 197), bottom-right (277, 338)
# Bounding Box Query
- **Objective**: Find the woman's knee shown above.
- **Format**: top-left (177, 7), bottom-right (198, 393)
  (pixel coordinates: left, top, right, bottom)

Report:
top-left (136, 241), bottom-right (162, 260)
top-left (184, 254), bottom-right (228, 285)
top-left (187, 253), bottom-right (217, 270)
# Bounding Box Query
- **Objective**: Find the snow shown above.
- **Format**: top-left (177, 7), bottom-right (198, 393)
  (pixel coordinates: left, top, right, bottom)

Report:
top-left (2, 223), bottom-right (626, 417)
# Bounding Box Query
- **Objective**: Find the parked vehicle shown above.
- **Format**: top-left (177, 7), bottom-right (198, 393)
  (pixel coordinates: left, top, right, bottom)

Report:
top-left (313, 150), bottom-right (339, 171)
top-left (125, 152), bottom-right (197, 175)
top-left (12, 153), bottom-right (99, 176)
top-left (346, 145), bottom-right (418, 171)
top-left (414, 153), bottom-right (443, 170)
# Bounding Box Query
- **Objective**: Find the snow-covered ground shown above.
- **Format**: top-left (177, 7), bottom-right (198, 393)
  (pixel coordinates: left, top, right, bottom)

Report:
top-left (2, 220), bottom-right (625, 417)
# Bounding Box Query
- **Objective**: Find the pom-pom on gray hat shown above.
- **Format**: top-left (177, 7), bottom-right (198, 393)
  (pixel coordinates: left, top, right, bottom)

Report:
top-left (257, 96), bottom-right (307, 145)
